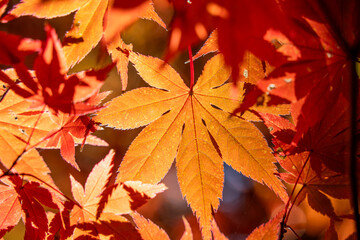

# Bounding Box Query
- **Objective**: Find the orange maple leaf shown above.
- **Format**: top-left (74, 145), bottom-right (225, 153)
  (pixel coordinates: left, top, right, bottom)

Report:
top-left (68, 150), bottom-right (166, 239)
top-left (95, 53), bottom-right (288, 239)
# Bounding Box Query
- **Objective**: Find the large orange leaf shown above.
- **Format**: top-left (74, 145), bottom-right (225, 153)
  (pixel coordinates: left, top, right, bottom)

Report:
top-left (95, 53), bottom-right (287, 239)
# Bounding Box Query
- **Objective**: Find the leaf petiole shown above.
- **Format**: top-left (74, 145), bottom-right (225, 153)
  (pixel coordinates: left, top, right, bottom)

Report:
top-left (188, 45), bottom-right (195, 91)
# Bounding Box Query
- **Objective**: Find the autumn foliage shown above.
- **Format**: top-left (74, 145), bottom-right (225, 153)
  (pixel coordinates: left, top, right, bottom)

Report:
top-left (0, 0), bottom-right (359, 239)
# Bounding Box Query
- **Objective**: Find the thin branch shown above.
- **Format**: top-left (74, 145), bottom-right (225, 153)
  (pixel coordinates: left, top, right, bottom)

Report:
top-left (285, 185), bottom-right (305, 224)
top-left (279, 154), bottom-right (310, 240)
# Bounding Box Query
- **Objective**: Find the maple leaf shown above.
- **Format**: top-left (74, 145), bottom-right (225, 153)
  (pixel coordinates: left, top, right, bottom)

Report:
top-left (68, 150), bottom-right (166, 239)
top-left (95, 53), bottom-right (287, 239)
top-left (43, 113), bottom-right (107, 170)
top-left (69, 150), bottom-right (115, 230)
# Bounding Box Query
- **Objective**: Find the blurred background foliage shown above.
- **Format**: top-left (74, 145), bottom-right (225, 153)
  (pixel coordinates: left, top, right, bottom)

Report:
top-left (1, 0), bottom-right (354, 239)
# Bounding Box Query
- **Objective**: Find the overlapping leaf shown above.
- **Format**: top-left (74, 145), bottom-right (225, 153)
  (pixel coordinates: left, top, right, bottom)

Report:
top-left (243, 0), bottom-right (360, 140)
top-left (1, 25), bottom-right (112, 115)
top-left (260, 96), bottom-right (357, 218)
top-left (0, 69), bottom-right (108, 171)
top-left (95, 53), bottom-right (287, 239)
top-left (43, 113), bottom-right (107, 169)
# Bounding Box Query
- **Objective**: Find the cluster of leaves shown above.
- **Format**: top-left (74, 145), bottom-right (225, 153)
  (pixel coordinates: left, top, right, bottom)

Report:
top-left (0, 0), bottom-right (359, 239)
